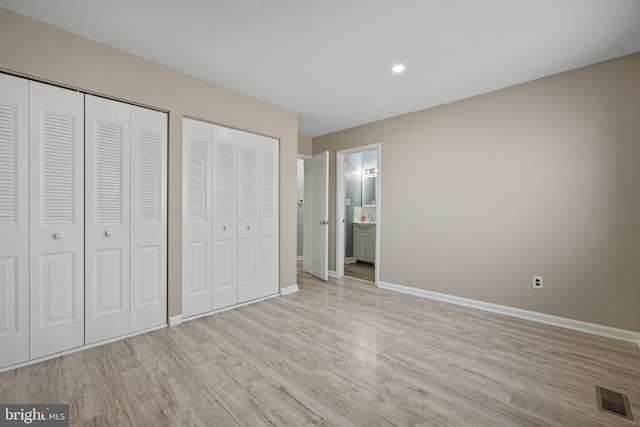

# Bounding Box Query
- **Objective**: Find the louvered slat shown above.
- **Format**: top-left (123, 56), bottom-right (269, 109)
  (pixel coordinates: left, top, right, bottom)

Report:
top-left (188, 139), bottom-right (207, 221)
top-left (216, 144), bottom-right (233, 220)
top-left (262, 152), bottom-right (274, 218)
top-left (240, 148), bottom-right (256, 219)
top-left (138, 129), bottom-right (161, 222)
top-left (95, 121), bottom-right (123, 224)
top-left (0, 103), bottom-right (17, 226)
top-left (42, 111), bottom-right (74, 225)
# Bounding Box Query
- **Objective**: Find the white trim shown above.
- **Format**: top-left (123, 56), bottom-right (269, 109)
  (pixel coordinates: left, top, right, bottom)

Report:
top-left (345, 257), bottom-right (356, 264)
top-left (378, 281), bottom-right (640, 345)
top-left (336, 153), bottom-right (346, 278)
top-left (296, 156), bottom-right (307, 265)
top-left (169, 315), bottom-right (183, 326)
top-left (328, 270), bottom-right (338, 278)
top-left (0, 323), bottom-right (167, 373)
top-left (182, 293), bottom-right (280, 322)
top-left (374, 145), bottom-right (381, 288)
top-left (280, 284), bottom-right (300, 296)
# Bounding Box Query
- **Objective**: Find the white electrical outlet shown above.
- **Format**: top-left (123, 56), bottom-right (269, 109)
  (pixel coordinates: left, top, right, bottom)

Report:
top-left (532, 275), bottom-right (543, 290)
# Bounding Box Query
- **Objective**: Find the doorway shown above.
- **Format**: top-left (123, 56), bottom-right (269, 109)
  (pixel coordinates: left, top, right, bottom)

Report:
top-left (336, 144), bottom-right (381, 285)
top-left (296, 156), bottom-right (308, 262)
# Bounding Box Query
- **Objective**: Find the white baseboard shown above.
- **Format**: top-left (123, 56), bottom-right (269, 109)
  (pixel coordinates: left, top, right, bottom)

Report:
top-left (296, 255), bottom-right (304, 261)
top-left (280, 284), bottom-right (299, 296)
top-left (328, 270), bottom-right (338, 278)
top-left (345, 257), bottom-right (356, 264)
top-left (378, 281), bottom-right (640, 346)
top-left (169, 315), bottom-right (183, 327)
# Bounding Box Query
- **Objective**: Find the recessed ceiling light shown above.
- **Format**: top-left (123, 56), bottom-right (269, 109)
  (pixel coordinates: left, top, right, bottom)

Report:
top-left (392, 64), bottom-right (405, 73)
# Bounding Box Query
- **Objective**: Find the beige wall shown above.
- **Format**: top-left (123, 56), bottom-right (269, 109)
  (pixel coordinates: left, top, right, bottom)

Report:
top-left (314, 53), bottom-right (640, 332)
top-left (0, 8), bottom-right (298, 317)
top-left (298, 134), bottom-right (312, 156)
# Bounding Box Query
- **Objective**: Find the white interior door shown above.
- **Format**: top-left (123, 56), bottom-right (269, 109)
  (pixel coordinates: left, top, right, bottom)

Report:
top-left (85, 95), bottom-right (130, 344)
top-left (29, 81), bottom-right (85, 359)
top-left (130, 106), bottom-right (167, 331)
top-left (259, 136), bottom-right (279, 296)
top-left (237, 132), bottom-right (261, 303)
top-left (211, 124), bottom-right (237, 310)
top-left (303, 151), bottom-right (329, 281)
top-left (182, 118), bottom-right (212, 317)
top-left (0, 74), bottom-right (29, 368)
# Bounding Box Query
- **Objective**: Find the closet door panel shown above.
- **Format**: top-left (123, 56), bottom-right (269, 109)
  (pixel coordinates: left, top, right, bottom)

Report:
top-left (259, 137), bottom-right (279, 297)
top-left (130, 106), bottom-right (167, 331)
top-left (85, 96), bottom-right (130, 344)
top-left (237, 133), bottom-right (260, 303)
top-left (182, 118), bottom-right (212, 316)
top-left (29, 81), bottom-right (84, 359)
top-left (0, 74), bottom-right (29, 368)
top-left (211, 125), bottom-right (237, 310)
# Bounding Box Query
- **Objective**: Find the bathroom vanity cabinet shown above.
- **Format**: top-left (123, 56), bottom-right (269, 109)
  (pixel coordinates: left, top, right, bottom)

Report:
top-left (353, 223), bottom-right (376, 264)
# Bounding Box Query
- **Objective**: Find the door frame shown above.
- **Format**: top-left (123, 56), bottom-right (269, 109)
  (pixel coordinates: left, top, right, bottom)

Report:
top-left (336, 143), bottom-right (381, 286)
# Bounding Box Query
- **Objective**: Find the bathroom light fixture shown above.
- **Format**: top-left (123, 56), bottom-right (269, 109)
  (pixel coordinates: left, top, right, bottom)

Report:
top-left (392, 64), bottom-right (405, 73)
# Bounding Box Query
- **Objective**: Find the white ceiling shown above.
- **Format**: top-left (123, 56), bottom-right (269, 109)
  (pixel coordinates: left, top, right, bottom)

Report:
top-left (2, 0), bottom-right (640, 137)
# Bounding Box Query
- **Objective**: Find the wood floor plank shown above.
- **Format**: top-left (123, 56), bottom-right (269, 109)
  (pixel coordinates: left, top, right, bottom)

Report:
top-left (0, 262), bottom-right (638, 426)
top-left (344, 261), bottom-right (375, 282)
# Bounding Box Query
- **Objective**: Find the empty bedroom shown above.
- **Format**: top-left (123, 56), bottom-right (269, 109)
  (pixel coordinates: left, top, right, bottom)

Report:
top-left (1, 1), bottom-right (639, 426)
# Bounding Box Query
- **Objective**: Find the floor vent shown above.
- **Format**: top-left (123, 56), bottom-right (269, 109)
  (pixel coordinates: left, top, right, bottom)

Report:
top-left (596, 385), bottom-right (634, 421)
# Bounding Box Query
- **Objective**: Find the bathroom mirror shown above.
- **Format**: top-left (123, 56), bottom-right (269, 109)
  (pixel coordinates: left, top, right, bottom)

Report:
top-left (362, 174), bottom-right (376, 207)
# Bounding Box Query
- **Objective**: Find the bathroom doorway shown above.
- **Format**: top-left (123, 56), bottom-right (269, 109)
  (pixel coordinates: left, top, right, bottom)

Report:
top-left (336, 144), bottom-right (380, 285)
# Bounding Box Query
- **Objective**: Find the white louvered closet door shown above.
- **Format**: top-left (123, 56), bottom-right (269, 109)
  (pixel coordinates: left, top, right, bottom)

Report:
top-left (259, 136), bottom-right (279, 297)
top-left (85, 96), bottom-right (130, 344)
top-left (29, 81), bottom-right (85, 359)
top-left (237, 132), bottom-right (261, 303)
top-left (0, 74), bottom-right (29, 368)
top-left (130, 106), bottom-right (167, 332)
top-left (182, 118), bottom-right (213, 316)
top-left (211, 125), bottom-right (237, 310)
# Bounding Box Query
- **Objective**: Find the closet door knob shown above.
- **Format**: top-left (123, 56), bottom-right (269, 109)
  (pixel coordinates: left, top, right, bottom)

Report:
top-left (104, 229), bottom-right (114, 237)
top-left (223, 226), bottom-right (228, 231)
top-left (52, 231), bottom-right (64, 240)
top-left (247, 225), bottom-right (252, 230)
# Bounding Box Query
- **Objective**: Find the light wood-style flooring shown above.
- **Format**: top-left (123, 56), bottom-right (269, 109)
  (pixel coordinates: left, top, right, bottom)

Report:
top-left (1, 265), bottom-right (639, 426)
top-left (344, 261), bottom-right (375, 283)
